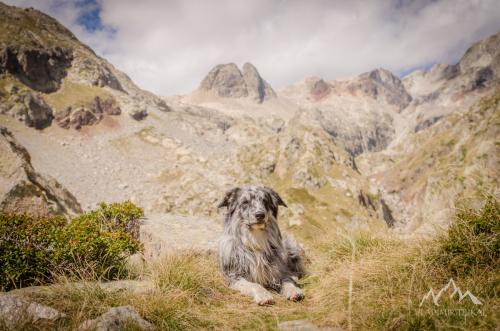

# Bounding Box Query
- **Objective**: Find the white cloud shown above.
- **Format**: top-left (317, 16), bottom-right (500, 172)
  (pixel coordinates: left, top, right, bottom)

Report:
top-left (4, 0), bottom-right (500, 95)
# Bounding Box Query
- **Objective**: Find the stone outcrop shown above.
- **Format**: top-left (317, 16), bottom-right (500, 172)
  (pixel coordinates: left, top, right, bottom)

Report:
top-left (0, 91), bottom-right (53, 129)
top-left (199, 62), bottom-right (276, 102)
top-left (0, 127), bottom-right (82, 217)
top-left (305, 77), bottom-right (331, 100)
top-left (129, 108), bottom-right (148, 121)
top-left (347, 68), bottom-right (412, 110)
top-left (0, 45), bottom-right (73, 93)
top-left (54, 96), bottom-right (121, 130)
top-left (0, 294), bottom-right (65, 330)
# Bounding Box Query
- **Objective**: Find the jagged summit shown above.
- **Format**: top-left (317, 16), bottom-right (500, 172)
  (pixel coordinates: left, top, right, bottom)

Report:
top-left (350, 68), bottom-right (412, 110)
top-left (403, 32), bottom-right (500, 99)
top-left (199, 62), bottom-right (276, 103)
top-left (459, 31), bottom-right (500, 75)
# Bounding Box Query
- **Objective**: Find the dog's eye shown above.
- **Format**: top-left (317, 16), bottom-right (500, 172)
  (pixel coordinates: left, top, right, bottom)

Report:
top-left (241, 201), bottom-right (249, 207)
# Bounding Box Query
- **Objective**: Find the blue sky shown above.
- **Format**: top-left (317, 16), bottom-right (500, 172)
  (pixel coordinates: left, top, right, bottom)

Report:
top-left (76, 0), bottom-right (102, 32)
top-left (5, 0), bottom-right (500, 95)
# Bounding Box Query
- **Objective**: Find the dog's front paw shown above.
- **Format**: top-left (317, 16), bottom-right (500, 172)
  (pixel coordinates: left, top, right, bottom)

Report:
top-left (281, 282), bottom-right (304, 301)
top-left (254, 290), bottom-right (274, 305)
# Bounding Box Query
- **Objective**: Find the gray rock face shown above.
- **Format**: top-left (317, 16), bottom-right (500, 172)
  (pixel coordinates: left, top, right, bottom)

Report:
top-left (0, 45), bottom-right (73, 93)
top-left (306, 77), bottom-right (331, 100)
top-left (0, 127), bottom-right (82, 217)
top-left (0, 92), bottom-right (54, 129)
top-left (78, 306), bottom-right (154, 331)
top-left (200, 63), bottom-right (248, 98)
top-left (242, 62), bottom-right (277, 102)
top-left (199, 62), bottom-right (276, 102)
top-left (459, 32), bottom-right (500, 76)
top-left (0, 294), bottom-right (65, 330)
top-left (72, 57), bottom-right (124, 92)
top-left (54, 96), bottom-right (121, 130)
top-left (348, 68), bottom-right (412, 110)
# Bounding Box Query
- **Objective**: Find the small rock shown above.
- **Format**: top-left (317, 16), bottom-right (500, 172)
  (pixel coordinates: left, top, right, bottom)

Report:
top-left (130, 108), bottom-right (148, 121)
top-left (78, 306), bottom-right (154, 331)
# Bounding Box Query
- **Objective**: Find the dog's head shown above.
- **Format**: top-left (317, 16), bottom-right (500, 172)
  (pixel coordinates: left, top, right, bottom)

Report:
top-left (218, 186), bottom-right (287, 229)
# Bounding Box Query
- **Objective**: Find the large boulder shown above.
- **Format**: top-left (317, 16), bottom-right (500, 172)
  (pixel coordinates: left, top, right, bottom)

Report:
top-left (54, 96), bottom-right (121, 130)
top-left (0, 127), bottom-right (82, 217)
top-left (0, 92), bottom-right (53, 129)
top-left (0, 294), bottom-right (65, 330)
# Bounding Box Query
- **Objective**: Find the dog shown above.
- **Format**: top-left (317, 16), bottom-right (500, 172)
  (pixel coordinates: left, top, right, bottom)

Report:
top-left (217, 185), bottom-right (305, 305)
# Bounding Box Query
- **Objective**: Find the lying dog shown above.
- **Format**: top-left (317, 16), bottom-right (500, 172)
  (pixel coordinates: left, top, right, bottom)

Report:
top-left (218, 186), bottom-right (305, 305)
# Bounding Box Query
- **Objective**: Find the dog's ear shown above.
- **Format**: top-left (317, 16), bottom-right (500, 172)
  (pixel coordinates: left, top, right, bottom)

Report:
top-left (217, 187), bottom-right (240, 209)
top-left (265, 187), bottom-right (288, 208)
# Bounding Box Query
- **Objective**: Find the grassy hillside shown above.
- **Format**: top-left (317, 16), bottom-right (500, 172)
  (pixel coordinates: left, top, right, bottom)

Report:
top-left (3, 197), bottom-right (498, 330)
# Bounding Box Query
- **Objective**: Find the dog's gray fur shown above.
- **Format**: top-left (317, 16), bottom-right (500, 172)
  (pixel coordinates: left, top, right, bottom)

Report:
top-left (218, 185), bottom-right (305, 305)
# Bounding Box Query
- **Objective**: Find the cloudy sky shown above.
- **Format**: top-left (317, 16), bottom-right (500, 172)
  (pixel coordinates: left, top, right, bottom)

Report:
top-left (5, 0), bottom-right (500, 95)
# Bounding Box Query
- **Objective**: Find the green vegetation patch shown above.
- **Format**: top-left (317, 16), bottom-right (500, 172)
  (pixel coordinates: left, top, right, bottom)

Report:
top-left (44, 81), bottom-right (110, 112)
top-left (0, 201), bottom-right (143, 291)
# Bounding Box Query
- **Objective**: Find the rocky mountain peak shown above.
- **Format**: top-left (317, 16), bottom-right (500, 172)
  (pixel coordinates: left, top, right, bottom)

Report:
top-left (349, 68), bottom-right (412, 110)
top-left (241, 62), bottom-right (276, 102)
top-left (199, 62), bottom-right (276, 103)
top-left (459, 32), bottom-right (500, 78)
top-left (304, 76), bottom-right (331, 100)
top-left (199, 63), bottom-right (248, 98)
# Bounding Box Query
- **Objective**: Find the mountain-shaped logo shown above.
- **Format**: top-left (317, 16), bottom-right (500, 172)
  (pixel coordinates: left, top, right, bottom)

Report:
top-left (419, 278), bottom-right (482, 307)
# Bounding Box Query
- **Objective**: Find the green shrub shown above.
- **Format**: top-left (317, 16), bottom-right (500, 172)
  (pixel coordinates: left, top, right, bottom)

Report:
top-left (435, 196), bottom-right (499, 275)
top-left (0, 201), bottom-right (143, 291)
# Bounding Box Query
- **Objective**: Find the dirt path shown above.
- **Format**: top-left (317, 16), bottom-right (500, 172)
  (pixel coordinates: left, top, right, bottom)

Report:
top-left (140, 214), bottom-right (223, 259)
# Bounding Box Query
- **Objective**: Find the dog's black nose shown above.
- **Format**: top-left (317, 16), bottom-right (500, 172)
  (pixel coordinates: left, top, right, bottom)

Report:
top-left (255, 211), bottom-right (266, 221)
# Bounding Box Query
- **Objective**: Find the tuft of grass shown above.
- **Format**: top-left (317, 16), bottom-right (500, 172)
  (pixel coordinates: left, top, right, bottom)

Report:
top-left (433, 196), bottom-right (499, 276)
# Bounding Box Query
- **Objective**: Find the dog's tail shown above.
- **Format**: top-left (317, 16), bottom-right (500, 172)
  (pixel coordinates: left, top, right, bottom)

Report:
top-left (283, 235), bottom-right (306, 280)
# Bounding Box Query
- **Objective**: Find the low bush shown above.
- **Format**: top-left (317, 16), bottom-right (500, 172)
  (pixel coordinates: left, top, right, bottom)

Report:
top-left (0, 201), bottom-right (143, 291)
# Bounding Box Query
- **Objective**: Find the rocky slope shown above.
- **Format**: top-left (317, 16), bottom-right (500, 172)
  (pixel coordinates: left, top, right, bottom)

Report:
top-left (0, 1), bottom-right (498, 241)
top-left (0, 2), bottom-right (168, 131)
top-left (0, 126), bottom-right (81, 217)
top-left (278, 69), bottom-right (410, 156)
top-left (358, 32), bottom-right (500, 234)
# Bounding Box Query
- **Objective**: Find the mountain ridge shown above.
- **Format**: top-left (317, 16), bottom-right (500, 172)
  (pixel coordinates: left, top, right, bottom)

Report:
top-left (0, 1), bottom-right (498, 236)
